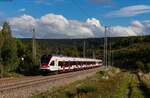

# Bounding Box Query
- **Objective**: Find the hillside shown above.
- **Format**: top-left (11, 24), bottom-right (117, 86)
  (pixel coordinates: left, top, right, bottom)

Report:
top-left (19, 35), bottom-right (150, 73)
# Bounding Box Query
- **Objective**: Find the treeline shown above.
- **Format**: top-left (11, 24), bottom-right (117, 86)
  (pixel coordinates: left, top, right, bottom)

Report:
top-left (113, 42), bottom-right (150, 73)
top-left (21, 36), bottom-right (150, 73)
top-left (21, 38), bottom-right (104, 59)
top-left (111, 36), bottom-right (150, 73)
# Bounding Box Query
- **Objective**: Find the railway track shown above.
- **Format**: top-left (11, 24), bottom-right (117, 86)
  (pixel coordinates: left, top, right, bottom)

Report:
top-left (0, 76), bottom-right (44, 87)
top-left (0, 68), bottom-right (99, 95)
top-left (0, 72), bottom-right (77, 92)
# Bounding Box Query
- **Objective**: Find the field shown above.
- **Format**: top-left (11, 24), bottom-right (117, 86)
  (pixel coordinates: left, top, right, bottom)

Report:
top-left (31, 68), bottom-right (148, 98)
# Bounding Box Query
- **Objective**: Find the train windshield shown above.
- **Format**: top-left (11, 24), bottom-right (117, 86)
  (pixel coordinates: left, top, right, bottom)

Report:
top-left (41, 55), bottom-right (51, 64)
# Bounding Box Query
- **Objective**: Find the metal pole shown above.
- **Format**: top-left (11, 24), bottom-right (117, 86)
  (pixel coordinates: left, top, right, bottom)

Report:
top-left (108, 27), bottom-right (112, 66)
top-left (83, 40), bottom-right (86, 58)
top-left (32, 28), bottom-right (36, 64)
top-left (103, 28), bottom-right (105, 67)
top-left (106, 27), bottom-right (108, 68)
top-left (104, 26), bottom-right (108, 69)
top-left (92, 49), bottom-right (95, 59)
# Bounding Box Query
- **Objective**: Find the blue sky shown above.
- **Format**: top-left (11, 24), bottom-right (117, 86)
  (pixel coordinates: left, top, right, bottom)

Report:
top-left (0, 0), bottom-right (150, 38)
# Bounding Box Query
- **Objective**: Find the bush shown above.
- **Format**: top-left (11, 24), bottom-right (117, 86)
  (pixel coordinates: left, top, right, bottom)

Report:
top-left (136, 61), bottom-right (145, 72)
top-left (76, 86), bottom-right (97, 94)
top-left (145, 63), bottom-right (150, 73)
top-left (65, 90), bottom-right (75, 98)
top-left (17, 52), bottom-right (39, 75)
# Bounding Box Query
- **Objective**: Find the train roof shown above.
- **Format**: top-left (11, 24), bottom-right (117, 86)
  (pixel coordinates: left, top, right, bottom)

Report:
top-left (48, 54), bottom-right (102, 62)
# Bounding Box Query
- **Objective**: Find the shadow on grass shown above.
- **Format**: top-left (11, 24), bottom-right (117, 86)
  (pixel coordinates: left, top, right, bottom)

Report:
top-left (136, 74), bottom-right (150, 98)
top-left (128, 82), bottom-right (132, 98)
top-left (138, 83), bottom-right (150, 98)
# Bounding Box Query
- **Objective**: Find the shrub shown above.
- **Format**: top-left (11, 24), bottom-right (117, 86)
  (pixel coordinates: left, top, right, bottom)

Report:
top-left (76, 86), bottom-right (97, 94)
top-left (136, 61), bottom-right (145, 72)
top-left (145, 63), bottom-right (150, 73)
top-left (65, 90), bottom-right (75, 98)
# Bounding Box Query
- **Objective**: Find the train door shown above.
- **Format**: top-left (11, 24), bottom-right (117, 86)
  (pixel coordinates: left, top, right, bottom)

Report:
top-left (49, 59), bottom-right (59, 71)
top-left (54, 59), bottom-right (59, 71)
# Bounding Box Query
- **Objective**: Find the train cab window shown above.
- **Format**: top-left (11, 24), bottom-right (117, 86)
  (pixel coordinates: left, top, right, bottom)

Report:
top-left (50, 61), bottom-right (55, 66)
top-left (41, 55), bottom-right (49, 64)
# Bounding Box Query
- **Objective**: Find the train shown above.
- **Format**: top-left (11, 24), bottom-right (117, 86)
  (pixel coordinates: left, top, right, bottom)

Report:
top-left (40, 54), bottom-right (102, 73)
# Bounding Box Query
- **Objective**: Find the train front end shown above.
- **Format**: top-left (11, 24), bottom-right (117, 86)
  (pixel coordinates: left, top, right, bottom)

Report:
top-left (40, 55), bottom-right (52, 73)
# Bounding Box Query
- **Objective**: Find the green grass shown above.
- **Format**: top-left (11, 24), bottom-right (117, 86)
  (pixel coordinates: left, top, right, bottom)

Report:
top-left (130, 75), bottom-right (144, 98)
top-left (111, 73), bottom-right (130, 98)
top-left (31, 68), bottom-right (131, 98)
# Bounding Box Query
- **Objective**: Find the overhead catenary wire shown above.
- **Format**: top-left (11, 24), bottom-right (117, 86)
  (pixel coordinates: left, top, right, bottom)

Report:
top-left (83, 40), bottom-right (86, 58)
top-left (108, 27), bottom-right (112, 66)
top-left (70, 0), bottom-right (112, 67)
top-left (104, 26), bottom-right (108, 68)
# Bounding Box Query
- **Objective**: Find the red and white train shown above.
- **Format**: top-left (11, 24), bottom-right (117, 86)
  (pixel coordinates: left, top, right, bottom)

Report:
top-left (40, 54), bottom-right (102, 73)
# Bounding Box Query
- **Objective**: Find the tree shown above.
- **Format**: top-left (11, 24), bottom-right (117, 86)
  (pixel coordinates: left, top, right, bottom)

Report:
top-left (1, 40), bottom-right (19, 73)
top-left (0, 21), bottom-right (19, 74)
top-left (1, 21), bottom-right (12, 39)
top-left (16, 40), bottom-right (26, 58)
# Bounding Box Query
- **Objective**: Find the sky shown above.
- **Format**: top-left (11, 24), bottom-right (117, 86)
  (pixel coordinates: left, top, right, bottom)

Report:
top-left (0, 0), bottom-right (150, 39)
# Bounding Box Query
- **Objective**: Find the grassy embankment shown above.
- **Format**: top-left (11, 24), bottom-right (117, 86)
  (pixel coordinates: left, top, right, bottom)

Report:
top-left (31, 68), bottom-right (146, 98)
top-left (30, 68), bottom-right (144, 98)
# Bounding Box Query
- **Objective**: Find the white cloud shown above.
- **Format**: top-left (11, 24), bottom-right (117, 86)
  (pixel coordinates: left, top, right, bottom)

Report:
top-left (86, 18), bottom-right (101, 28)
top-left (110, 26), bottom-right (136, 36)
top-left (129, 20), bottom-right (145, 35)
top-left (8, 13), bottom-right (149, 38)
top-left (0, 26), bottom-right (2, 31)
top-left (10, 14), bottom-right (37, 30)
top-left (9, 14), bottom-right (94, 38)
top-left (143, 20), bottom-right (150, 23)
top-left (18, 8), bottom-right (26, 12)
top-left (131, 20), bottom-right (144, 28)
top-left (107, 5), bottom-right (150, 17)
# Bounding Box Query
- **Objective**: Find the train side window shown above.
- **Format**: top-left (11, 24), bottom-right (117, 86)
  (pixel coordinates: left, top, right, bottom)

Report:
top-left (58, 61), bottom-right (63, 66)
top-left (50, 61), bottom-right (55, 66)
